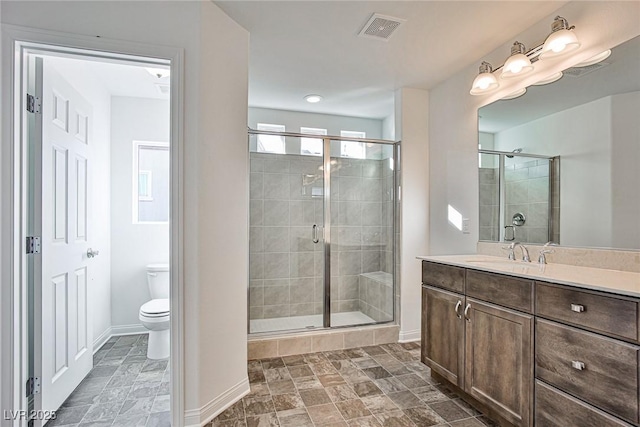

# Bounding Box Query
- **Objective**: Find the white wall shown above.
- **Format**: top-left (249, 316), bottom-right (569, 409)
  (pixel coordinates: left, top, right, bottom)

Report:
top-left (0, 2), bottom-right (250, 425)
top-left (110, 96), bottom-right (170, 328)
top-left (428, 1), bottom-right (640, 255)
top-left (395, 88), bottom-right (429, 342)
top-left (42, 57), bottom-right (114, 347)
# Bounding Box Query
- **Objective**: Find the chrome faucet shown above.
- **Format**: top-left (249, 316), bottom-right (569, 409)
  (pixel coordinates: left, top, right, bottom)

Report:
top-left (504, 242), bottom-right (530, 262)
top-left (538, 241), bottom-right (556, 264)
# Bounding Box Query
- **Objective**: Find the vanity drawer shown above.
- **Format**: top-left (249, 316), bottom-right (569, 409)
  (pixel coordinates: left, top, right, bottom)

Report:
top-left (466, 270), bottom-right (533, 313)
top-left (535, 282), bottom-right (639, 342)
top-left (421, 261), bottom-right (465, 293)
top-left (535, 319), bottom-right (639, 424)
top-left (535, 380), bottom-right (633, 427)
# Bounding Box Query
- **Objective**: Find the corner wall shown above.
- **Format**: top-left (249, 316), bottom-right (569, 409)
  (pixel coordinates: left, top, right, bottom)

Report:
top-left (0, 1), bottom-right (250, 425)
top-left (395, 88), bottom-right (429, 342)
top-left (428, 1), bottom-right (640, 255)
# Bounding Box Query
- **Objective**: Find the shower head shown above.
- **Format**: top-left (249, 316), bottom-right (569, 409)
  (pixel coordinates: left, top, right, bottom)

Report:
top-left (506, 148), bottom-right (523, 158)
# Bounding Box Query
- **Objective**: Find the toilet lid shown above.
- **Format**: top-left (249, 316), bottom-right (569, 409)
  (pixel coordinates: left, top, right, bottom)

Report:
top-left (141, 299), bottom-right (170, 317)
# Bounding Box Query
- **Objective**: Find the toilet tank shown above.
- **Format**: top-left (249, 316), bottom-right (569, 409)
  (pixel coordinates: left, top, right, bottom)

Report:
top-left (147, 263), bottom-right (170, 299)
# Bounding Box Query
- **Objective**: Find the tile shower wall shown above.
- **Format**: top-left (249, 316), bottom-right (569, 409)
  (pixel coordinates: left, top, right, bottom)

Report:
top-left (478, 168), bottom-right (499, 241)
top-left (504, 159), bottom-right (550, 244)
top-left (249, 152), bottom-right (394, 321)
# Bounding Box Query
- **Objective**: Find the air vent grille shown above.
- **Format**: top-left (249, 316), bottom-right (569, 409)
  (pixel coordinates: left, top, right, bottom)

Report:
top-left (564, 62), bottom-right (610, 78)
top-left (358, 13), bottom-right (406, 41)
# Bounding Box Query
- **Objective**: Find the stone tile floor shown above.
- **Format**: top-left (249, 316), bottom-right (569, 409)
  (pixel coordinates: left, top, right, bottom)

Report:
top-left (210, 342), bottom-right (498, 427)
top-left (46, 334), bottom-right (171, 427)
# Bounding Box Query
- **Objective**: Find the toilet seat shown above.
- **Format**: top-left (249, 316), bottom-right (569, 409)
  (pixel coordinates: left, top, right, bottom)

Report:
top-left (140, 298), bottom-right (170, 318)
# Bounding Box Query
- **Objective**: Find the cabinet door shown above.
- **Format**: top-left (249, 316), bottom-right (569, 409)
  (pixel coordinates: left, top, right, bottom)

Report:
top-left (464, 298), bottom-right (533, 427)
top-left (421, 285), bottom-right (465, 387)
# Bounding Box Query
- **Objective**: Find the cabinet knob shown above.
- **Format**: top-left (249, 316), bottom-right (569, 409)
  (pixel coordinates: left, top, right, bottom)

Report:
top-left (570, 304), bottom-right (585, 313)
top-left (571, 360), bottom-right (586, 371)
top-left (454, 301), bottom-right (462, 319)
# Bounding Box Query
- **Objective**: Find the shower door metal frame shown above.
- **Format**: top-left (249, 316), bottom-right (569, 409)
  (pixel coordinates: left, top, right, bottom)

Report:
top-left (248, 128), bottom-right (400, 333)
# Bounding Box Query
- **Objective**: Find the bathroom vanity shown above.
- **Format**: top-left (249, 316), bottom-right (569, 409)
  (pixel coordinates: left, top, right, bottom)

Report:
top-left (418, 255), bottom-right (640, 427)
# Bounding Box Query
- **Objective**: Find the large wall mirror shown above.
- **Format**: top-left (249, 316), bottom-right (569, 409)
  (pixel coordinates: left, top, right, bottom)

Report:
top-left (478, 35), bottom-right (640, 250)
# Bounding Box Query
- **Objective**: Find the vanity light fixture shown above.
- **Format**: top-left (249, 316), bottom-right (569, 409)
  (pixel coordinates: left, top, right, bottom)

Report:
top-left (501, 88), bottom-right (527, 100)
top-left (470, 15), bottom-right (582, 96)
top-left (501, 42), bottom-right (534, 79)
top-left (573, 49), bottom-right (611, 67)
top-left (304, 94), bottom-right (323, 103)
top-left (533, 71), bottom-right (563, 86)
top-left (540, 16), bottom-right (581, 59)
top-left (470, 62), bottom-right (500, 95)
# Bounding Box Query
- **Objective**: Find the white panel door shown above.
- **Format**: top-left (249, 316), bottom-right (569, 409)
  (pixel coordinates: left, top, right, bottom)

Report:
top-left (40, 60), bottom-right (94, 413)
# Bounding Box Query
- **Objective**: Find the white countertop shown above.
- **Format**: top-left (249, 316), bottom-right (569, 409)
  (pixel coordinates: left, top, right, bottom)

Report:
top-left (417, 254), bottom-right (640, 298)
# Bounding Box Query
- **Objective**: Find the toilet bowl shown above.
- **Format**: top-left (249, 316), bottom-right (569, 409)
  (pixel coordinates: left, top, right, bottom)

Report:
top-left (140, 263), bottom-right (170, 359)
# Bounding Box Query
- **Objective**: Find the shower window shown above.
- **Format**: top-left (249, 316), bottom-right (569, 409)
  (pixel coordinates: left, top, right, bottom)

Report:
top-left (340, 130), bottom-right (366, 159)
top-left (133, 141), bottom-right (169, 224)
top-left (257, 123), bottom-right (286, 153)
top-left (300, 127), bottom-right (326, 156)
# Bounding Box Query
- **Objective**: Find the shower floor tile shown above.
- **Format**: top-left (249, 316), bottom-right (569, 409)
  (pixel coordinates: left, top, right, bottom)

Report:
top-left (250, 311), bottom-right (376, 333)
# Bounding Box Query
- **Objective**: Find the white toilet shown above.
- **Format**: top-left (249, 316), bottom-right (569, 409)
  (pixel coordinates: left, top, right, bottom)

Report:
top-left (139, 263), bottom-right (170, 359)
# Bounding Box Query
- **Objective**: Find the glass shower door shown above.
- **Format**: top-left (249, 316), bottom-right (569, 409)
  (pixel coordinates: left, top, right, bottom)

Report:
top-left (328, 139), bottom-right (395, 327)
top-left (248, 134), bottom-right (325, 333)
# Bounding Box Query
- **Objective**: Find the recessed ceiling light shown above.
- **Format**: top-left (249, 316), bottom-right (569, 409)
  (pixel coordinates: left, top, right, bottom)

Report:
top-left (304, 94), bottom-right (323, 103)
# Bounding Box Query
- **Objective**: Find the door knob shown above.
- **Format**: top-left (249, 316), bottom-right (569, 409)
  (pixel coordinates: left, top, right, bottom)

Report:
top-left (87, 248), bottom-right (100, 258)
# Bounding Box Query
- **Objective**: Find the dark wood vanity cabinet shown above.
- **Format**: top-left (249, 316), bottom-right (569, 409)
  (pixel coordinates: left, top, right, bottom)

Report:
top-left (421, 286), bottom-right (465, 387)
top-left (465, 299), bottom-right (533, 427)
top-left (421, 260), bottom-right (640, 427)
top-left (421, 262), bottom-right (534, 427)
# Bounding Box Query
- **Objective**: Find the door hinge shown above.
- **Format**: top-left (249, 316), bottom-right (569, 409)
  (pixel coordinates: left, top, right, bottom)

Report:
top-left (26, 236), bottom-right (41, 254)
top-left (26, 94), bottom-right (42, 114)
top-left (26, 377), bottom-right (40, 397)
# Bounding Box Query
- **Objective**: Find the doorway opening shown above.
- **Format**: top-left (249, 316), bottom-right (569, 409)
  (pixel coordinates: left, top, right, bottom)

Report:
top-left (18, 43), bottom-right (175, 427)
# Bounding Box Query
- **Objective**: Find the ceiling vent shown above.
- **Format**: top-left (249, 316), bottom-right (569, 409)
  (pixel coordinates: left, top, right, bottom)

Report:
top-left (358, 13), bottom-right (406, 41)
top-left (564, 62), bottom-right (610, 78)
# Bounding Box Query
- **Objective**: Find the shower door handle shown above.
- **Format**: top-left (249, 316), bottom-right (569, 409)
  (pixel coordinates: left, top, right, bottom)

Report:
top-left (312, 224), bottom-right (320, 244)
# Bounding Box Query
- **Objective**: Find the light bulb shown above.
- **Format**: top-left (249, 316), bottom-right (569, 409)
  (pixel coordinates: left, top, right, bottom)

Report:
top-left (470, 62), bottom-right (499, 95)
top-left (501, 42), bottom-right (534, 79)
top-left (540, 17), bottom-right (581, 59)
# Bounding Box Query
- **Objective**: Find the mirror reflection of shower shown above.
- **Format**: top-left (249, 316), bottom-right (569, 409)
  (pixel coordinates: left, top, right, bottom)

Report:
top-left (478, 148), bottom-right (559, 244)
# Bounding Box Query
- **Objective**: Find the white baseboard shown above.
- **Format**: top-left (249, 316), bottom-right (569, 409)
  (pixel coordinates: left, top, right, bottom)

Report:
top-left (93, 324), bottom-right (149, 353)
top-left (184, 378), bottom-right (250, 427)
top-left (111, 324), bottom-right (148, 336)
top-left (93, 328), bottom-right (112, 354)
top-left (398, 328), bottom-right (421, 343)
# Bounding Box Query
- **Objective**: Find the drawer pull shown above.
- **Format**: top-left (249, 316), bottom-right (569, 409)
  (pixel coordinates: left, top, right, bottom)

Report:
top-left (454, 300), bottom-right (462, 319)
top-left (570, 304), bottom-right (585, 313)
top-left (571, 360), bottom-right (586, 371)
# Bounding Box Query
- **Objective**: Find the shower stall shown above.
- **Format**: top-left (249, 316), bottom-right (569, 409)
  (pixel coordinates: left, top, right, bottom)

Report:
top-left (248, 129), bottom-right (398, 334)
top-left (479, 149), bottom-right (559, 244)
